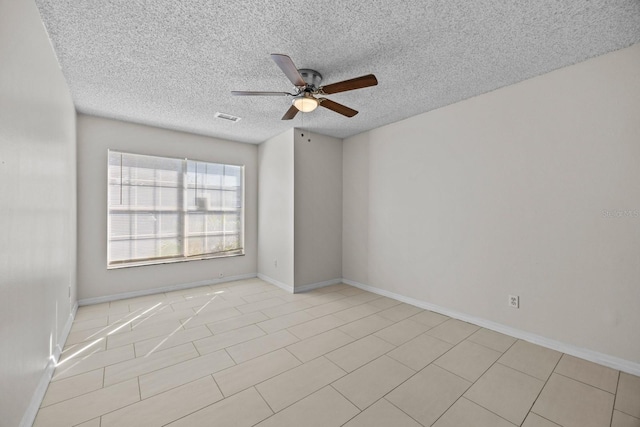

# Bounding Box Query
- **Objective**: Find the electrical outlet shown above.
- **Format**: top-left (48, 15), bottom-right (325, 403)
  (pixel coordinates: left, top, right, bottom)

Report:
top-left (508, 295), bottom-right (519, 309)
top-left (219, 272), bottom-right (224, 278)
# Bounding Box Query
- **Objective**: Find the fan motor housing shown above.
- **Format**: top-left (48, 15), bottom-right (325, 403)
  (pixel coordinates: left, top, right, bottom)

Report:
top-left (298, 69), bottom-right (322, 90)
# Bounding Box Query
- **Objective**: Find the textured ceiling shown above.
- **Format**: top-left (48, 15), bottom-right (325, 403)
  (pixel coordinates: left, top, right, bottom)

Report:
top-left (35, 0), bottom-right (640, 144)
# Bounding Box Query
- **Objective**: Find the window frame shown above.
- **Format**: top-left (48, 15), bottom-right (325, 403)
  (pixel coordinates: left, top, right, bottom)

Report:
top-left (107, 149), bottom-right (245, 269)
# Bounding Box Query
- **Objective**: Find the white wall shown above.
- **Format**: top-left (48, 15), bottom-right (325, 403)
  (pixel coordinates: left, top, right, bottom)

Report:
top-left (257, 129), bottom-right (295, 289)
top-left (343, 43), bottom-right (640, 365)
top-left (0, 0), bottom-right (77, 425)
top-left (342, 132), bottom-right (369, 285)
top-left (294, 130), bottom-right (343, 288)
top-left (77, 114), bottom-right (258, 301)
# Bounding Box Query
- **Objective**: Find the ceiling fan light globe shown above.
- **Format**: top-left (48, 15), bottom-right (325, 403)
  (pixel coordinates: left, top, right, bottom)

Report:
top-left (292, 96), bottom-right (319, 113)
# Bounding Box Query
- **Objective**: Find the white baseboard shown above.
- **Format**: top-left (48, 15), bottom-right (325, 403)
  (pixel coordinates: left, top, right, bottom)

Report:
top-left (342, 279), bottom-right (640, 377)
top-left (294, 278), bottom-right (342, 294)
top-left (257, 273), bottom-right (293, 293)
top-left (78, 273), bottom-right (258, 306)
top-left (59, 301), bottom-right (78, 358)
top-left (256, 275), bottom-right (343, 294)
top-left (20, 360), bottom-right (56, 427)
top-left (21, 301), bottom-right (78, 427)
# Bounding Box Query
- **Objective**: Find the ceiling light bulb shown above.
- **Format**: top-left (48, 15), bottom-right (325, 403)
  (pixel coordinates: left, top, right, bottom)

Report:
top-left (292, 94), bottom-right (319, 113)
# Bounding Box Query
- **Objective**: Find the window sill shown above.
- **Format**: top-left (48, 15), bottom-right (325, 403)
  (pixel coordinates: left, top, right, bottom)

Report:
top-left (107, 252), bottom-right (245, 270)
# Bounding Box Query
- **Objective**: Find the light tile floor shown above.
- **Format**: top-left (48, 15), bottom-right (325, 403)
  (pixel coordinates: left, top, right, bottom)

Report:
top-left (34, 279), bottom-right (640, 427)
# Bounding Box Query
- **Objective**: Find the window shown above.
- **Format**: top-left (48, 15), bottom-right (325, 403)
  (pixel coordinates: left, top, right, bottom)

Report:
top-left (107, 150), bottom-right (244, 268)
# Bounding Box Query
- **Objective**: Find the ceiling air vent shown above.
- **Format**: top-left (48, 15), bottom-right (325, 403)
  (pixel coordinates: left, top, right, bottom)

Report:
top-left (214, 112), bottom-right (241, 122)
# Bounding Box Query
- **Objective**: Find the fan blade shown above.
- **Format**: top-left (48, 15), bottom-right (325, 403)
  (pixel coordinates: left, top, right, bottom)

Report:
top-left (271, 54), bottom-right (306, 87)
top-left (319, 98), bottom-right (358, 117)
top-left (231, 91), bottom-right (291, 96)
top-left (320, 74), bottom-right (378, 95)
top-left (282, 105), bottom-right (299, 120)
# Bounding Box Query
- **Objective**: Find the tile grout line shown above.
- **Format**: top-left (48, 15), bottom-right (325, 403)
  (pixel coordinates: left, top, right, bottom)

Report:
top-left (277, 320), bottom-right (491, 424)
top-left (520, 349), bottom-right (564, 426)
top-left (529, 412), bottom-right (562, 426)
top-left (283, 346), bottom-right (305, 365)
top-left (329, 353), bottom-right (424, 425)
top-left (144, 374), bottom-right (231, 425)
top-left (615, 409), bottom-right (640, 421)
top-left (609, 370), bottom-right (621, 427)
top-left (465, 333), bottom-right (517, 354)
top-left (139, 364), bottom-right (232, 401)
top-left (90, 372), bottom-right (225, 425)
top-left (335, 352), bottom-right (416, 396)
top-left (205, 313), bottom-right (266, 336)
top-left (327, 384), bottom-right (365, 420)
top-left (426, 337), bottom-right (519, 426)
top-left (437, 395), bottom-right (519, 427)
top-left (284, 302), bottom-right (426, 344)
top-left (52, 345), bottom-right (124, 383)
top-left (245, 304), bottom-right (449, 385)
top-left (422, 374), bottom-right (473, 427)
top-left (493, 360), bottom-right (552, 383)
top-left (381, 395), bottom-right (429, 426)
top-left (216, 351), bottom-right (345, 413)
top-left (212, 347), bottom-right (304, 399)
top-left (551, 370), bottom-right (618, 395)
top-left (102, 344), bottom-right (200, 390)
top-left (82, 380), bottom-right (144, 425)
top-left (460, 397), bottom-right (519, 426)
top-left (433, 354), bottom-right (495, 384)
top-left (253, 385), bottom-right (278, 417)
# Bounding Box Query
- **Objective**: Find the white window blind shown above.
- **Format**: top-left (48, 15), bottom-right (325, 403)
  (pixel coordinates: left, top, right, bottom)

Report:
top-left (107, 150), bottom-right (244, 268)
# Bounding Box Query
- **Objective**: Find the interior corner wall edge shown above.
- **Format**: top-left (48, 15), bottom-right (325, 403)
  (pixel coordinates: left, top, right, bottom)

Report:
top-left (293, 130), bottom-right (343, 289)
top-left (257, 128), bottom-right (295, 288)
top-left (342, 131), bottom-right (370, 286)
top-left (342, 43), bottom-right (640, 364)
top-left (0, 1), bottom-right (77, 426)
top-left (76, 114), bottom-right (258, 300)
